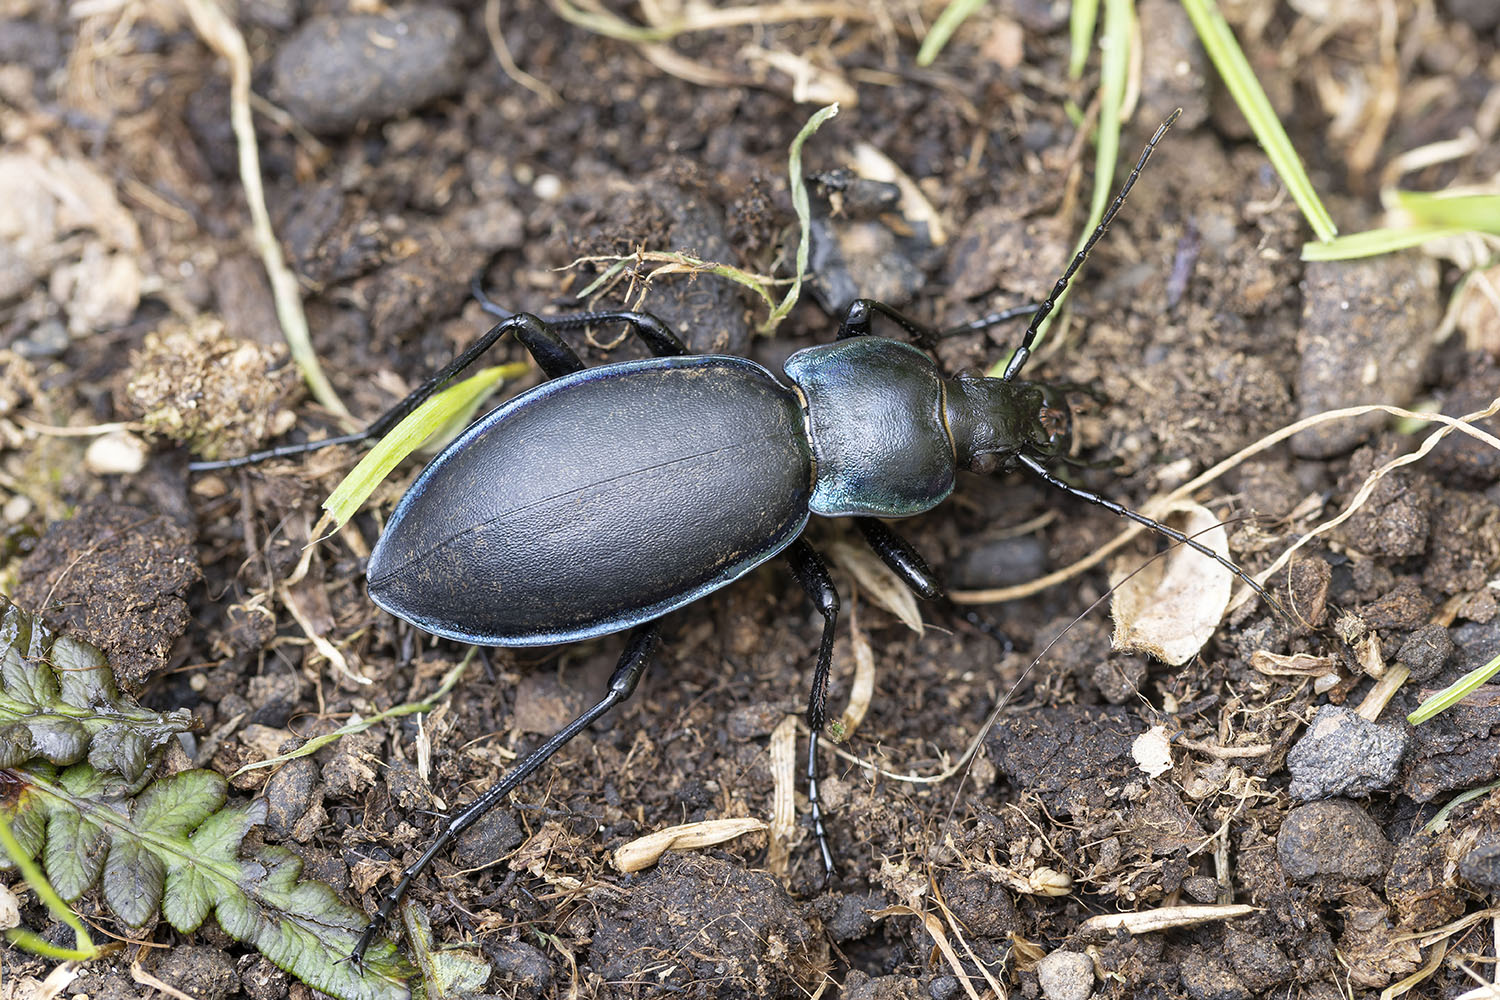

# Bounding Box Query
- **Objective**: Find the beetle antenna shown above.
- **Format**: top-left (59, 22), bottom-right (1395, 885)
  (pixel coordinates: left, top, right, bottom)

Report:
top-left (1002, 108), bottom-right (1181, 382)
top-left (1015, 453), bottom-right (1288, 619)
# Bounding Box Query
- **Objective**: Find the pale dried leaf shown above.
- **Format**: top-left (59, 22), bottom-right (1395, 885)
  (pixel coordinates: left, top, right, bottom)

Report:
top-left (1077, 903), bottom-right (1257, 938)
top-left (611, 818), bottom-right (769, 873)
top-left (0, 882), bottom-right (18, 930)
top-left (1110, 501), bottom-right (1231, 665)
top-left (1249, 650), bottom-right (1339, 676)
top-left (766, 714), bottom-right (798, 875)
top-left (829, 541), bottom-right (923, 634)
top-left (836, 610), bottom-right (876, 739)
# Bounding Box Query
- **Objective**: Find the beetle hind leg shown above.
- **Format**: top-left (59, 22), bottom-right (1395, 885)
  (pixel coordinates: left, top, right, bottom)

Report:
top-left (190, 312), bottom-right (568, 471)
top-left (349, 620), bottom-right (661, 965)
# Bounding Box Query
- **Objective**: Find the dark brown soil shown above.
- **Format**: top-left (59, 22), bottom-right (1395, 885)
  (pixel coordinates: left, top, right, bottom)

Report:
top-left (3, 1), bottom-right (1500, 998)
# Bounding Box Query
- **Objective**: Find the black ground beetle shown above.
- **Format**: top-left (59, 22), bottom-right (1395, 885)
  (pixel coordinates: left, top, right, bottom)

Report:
top-left (193, 110), bottom-right (1280, 961)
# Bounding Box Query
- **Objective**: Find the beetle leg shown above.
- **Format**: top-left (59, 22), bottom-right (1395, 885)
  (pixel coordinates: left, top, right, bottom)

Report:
top-left (855, 519), bottom-right (1017, 651)
top-left (350, 620), bottom-right (661, 965)
top-left (836, 298), bottom-right (941, 351)
top-left (545, 310), bottom-right (689, 358)
top-left (855, 517), bottom-right (942, 600)
top-left (837, 297), bottom-right (1038, 352)
top-left (189, 313), bottom-right (570, 471)
top-left (472, 280), bottom-right (690, 359)
top-left (783, 539), bottom-right (840, 877)
top-left (509, 315), bottom-right (588, 378)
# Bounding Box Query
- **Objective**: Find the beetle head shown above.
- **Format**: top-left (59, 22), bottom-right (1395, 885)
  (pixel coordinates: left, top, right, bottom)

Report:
top-left (945, 373), bottom-right (1072, 473)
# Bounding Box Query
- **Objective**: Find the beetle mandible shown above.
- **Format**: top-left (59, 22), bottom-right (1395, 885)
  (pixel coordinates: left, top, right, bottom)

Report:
top-left (193, 109), bottom-right (1279, 960)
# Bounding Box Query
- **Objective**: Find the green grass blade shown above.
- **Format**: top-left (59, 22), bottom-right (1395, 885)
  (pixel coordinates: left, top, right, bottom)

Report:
top-left (1408, 650), bottom-right (1500, 725)
top-left (1393, 190), bottom-right (1500, 232)
top-left (917, 0), bottom-right (988, 66)
top-left (990, 0), bottom-right (1131, 377)
top-left (324, 362), bottom-right (529, 526)
top-left (1179, 0), bottom-right (1337, 242)
top-left (1070, 0), bottom-right (1101, 78)
top-left (1301, 226), bottom-right (1467, 261)
top-left (762, 103), bottom-right (840, 334)
top-left (0, 811), bottom-right (98, 960)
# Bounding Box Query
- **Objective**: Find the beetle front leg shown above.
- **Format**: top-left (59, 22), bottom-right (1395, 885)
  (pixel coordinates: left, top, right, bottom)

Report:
top-left (783, 539), bottom-right (840, 876)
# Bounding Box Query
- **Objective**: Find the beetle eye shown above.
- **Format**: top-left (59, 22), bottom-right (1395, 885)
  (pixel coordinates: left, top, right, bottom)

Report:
top-left (970, 452), bottom-right (1000, 475)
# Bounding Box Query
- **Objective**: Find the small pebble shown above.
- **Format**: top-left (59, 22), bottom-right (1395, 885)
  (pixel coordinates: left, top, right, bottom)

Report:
top-left (1036, 950), bottom-right (1094, 1000)
top-left (272, 7), bottom-right (466, 133)
top-left (1398, 623), bottom-right (1455, 681)
top-left (1287, 704), bottom-right (1408, 799)
top-left (1276, 799), bottom-right (1392, 883)
top-left (85, 430), bottom-right (148, 475)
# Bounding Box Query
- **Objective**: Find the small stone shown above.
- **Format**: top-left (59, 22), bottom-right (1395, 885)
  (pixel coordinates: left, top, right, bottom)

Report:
top-left (1277, 799), bottom-right (1393, 883)
top-left (1287, 704), bottom-right (1408, 799)
top-left (271, 7), bottom-right (466, 134)
top-left (1398, 624), bottom-right (1455, 682)
top-left (84, 430), bottom-right (148, 476)
top-left (1035, 950), bottom-right (1093, 1000)
top-left (1180, 951), bottom-right (1251, 1000)
top-left (1292, 255), bottom-right (1440, 458)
